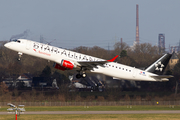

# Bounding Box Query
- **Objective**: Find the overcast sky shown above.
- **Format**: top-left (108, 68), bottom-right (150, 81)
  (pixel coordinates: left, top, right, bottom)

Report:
top-left (0, 0), bottom-right (180, 50)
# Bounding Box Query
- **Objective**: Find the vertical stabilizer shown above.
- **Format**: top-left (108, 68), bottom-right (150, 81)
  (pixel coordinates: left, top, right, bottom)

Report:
top-left (145, 54), bottom-right (172, 75)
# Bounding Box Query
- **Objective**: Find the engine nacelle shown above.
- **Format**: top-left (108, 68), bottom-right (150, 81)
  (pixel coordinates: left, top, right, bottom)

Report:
top-left (61, 59), bottom-right (75, 70)
top-left (53, 59), bottom-right (76, 71)
top-left (53, 63), bottom-right (66, 71)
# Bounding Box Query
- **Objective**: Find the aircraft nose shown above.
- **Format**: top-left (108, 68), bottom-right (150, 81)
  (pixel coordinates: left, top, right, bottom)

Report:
top-left (4, 42), bottom-right (11, 48)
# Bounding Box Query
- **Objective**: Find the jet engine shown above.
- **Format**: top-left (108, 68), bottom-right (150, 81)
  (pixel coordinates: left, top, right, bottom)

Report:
top-left (53, 59), bottom-right (76, 71)
top-left (53, 63), bottom-right (66, 71)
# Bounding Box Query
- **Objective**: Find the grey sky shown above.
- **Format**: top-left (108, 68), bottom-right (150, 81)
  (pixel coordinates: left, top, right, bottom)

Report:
top-left (0, 0), bottom-right (180, 50)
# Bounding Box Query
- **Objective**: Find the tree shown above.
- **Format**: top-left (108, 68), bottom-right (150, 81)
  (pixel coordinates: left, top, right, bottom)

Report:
top-left (173, 60), bottom-right (180, 96)
top-left (40, 65), bottom-right (52, 85)
top-left (114, 41), bottom-right (129, 51)
top-left (0, 82), bottom-right (9, 95)
top-left (128, 43), bottom-right (159, 68)
top-left (73, 46), bottom-right (89, 54)
top-left (52, 71), bottom-right (70, 86)
top-left (113, 42), bottom-right (129, 57)
top-left (40, 66), bottom-right (51, 78)
top-left (120, 50), bottom-right (127, 58)
top-left (88, 46), bottom-right (108, 59)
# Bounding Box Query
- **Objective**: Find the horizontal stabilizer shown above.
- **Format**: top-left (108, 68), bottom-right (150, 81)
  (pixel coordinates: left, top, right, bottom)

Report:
top-left (113, 77), bottom-right (121, 80)
top-left (150, 75), bottom-right (173, 81)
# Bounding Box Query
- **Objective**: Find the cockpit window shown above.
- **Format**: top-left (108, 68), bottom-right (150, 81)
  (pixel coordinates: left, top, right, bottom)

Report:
top-left (11, 39), bottom-right (21, 43)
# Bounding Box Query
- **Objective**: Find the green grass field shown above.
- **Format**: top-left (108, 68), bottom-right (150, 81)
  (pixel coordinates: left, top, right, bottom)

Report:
top-left (2, 105), bottom-right (180, 112)
top-left (1, 114), bottom-right (180, 120)
top-left (1, 106), bottom-right (180, 120)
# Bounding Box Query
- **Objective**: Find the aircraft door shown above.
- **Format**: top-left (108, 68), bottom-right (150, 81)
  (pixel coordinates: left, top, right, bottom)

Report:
top-left (133, 67), bottom-right (137, 78)
top-left (26, 40), bottom-right (31, 50)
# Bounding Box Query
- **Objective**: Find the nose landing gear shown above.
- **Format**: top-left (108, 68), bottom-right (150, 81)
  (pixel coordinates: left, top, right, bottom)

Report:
top-left (17, 52), bottom-right (23, 61)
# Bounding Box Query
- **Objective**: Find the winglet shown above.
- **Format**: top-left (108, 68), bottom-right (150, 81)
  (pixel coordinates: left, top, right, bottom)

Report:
top-left (107, 55), bottom-right (119, 62)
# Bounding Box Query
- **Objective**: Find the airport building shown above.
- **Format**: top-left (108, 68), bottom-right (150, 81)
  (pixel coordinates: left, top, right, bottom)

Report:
top-left (169, 41), bottom-right (180, 54)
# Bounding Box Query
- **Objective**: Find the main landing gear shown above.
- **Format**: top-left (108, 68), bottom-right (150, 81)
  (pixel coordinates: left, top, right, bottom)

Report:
top-left (17, 52), bottom-right (23, 61)
top-left (76, 67), bottom-right (87, 79)
top-left (76, 72), bottom-right (87, 79)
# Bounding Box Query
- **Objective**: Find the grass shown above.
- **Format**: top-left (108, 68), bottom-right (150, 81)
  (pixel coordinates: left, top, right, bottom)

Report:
top-left (1, 114), bottom-right (180, 120)
top-left (1, 105), bottom-right (180, 112)
top-left (1, 106), bottom-right (180, 120)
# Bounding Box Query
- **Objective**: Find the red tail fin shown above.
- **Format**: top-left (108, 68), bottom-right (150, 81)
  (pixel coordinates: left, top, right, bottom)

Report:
top-left (107, 55), bottom-right (119, 62)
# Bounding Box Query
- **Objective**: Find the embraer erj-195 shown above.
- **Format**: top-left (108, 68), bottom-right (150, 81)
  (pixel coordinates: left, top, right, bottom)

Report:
top-left (4, 39), bottom-right (173, 81)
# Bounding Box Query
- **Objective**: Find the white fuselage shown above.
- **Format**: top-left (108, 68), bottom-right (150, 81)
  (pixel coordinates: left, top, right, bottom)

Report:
top-left (4, 39), bottom-right (158, 81)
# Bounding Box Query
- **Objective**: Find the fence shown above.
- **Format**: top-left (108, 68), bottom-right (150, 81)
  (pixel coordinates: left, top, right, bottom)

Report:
top-left (1, 101), bottom-right (180, 106)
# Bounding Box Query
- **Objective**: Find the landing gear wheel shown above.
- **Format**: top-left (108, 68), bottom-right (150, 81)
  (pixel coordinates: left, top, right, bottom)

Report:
top-left (17, 58), bottom-right (21, 61)
top-left (76, 74), bottom-right (81, 79)
top-left (76, 67), bottom-right (87, 79)
top-left (82, 73), bottom-right (86, 78)
top-left (17, 52), bottom-right (23, 61)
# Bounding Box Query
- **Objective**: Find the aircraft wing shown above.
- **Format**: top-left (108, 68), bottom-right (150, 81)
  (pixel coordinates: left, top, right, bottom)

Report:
top-left (78, 61), bottom-right (107, 69)
top-left (150, 75), bottom-right (173, 81)
top-left (77, 55), bottom-right (119, 70)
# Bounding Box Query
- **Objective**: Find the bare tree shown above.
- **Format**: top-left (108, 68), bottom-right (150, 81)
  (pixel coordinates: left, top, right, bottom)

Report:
top-left (173, 60), bottom-right (180, 97)
top-left (113, 41), bottom-right (129, 56)
top-left (128, 43), bottom-right (159, 68)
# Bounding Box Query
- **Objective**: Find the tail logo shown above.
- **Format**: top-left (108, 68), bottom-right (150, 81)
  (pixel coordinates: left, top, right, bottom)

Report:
top-left (155, 61), bottom-right (164, 72)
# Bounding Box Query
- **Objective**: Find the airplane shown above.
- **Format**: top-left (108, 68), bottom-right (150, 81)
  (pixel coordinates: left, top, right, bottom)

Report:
top-left (4, 39), bottom-right (173, 81)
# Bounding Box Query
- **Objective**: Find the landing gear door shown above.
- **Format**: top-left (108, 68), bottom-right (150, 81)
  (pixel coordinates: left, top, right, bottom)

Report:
top-left (26, 40), bottom-right (31, 50)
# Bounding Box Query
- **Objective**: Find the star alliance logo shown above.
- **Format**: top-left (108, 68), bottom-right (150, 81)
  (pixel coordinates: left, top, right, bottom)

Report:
top-left (139, 71), bottom-right (146, 76)
top-left (155, 61), bottom-right (164, 72)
